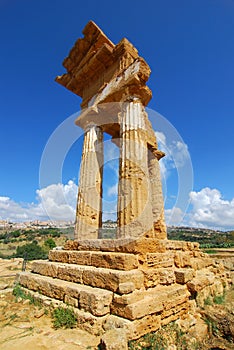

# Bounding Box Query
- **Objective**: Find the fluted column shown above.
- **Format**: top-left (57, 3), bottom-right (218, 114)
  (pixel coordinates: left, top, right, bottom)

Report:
top-left (148, 151), bottom-right (167, 239)
top-left (117, 100), bottom-right (154, 238)
top-left (75, 125), bottom-right (103, 240)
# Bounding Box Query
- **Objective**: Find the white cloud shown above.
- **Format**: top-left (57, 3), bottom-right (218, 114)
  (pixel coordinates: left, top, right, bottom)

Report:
top-left (165, 207), bottom-right (184, 226)
top-left (155, 131), bottom-right (190, 179)
top-left (0, 181), bottom-right (77, 222)
top-left (189, 187), bottom-right (234, 230)
top-left (107, 183), bottom-right (118, 197)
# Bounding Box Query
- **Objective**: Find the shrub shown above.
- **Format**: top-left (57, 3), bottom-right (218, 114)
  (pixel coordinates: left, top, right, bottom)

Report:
top-left (44, 238), bottom-right (56, 249)
top-left (52, 307), bottom-right (77, 329)
top-left (13, 241), bottom-right (47, 260)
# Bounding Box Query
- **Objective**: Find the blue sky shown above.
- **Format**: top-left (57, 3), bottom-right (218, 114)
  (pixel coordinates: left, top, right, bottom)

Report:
top-left (0, 0), bottom-right (233, 229)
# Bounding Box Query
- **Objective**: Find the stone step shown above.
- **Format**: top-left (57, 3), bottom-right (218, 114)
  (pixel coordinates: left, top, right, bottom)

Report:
top-left (18, 271), bottom-right (113, 316)
top-left (111, 284), bottom-right (190, 320)
top-left (49, 249), bottom-right (139, 271)
top-left (18, 286), bottom-right (162, 340)
top-left (31, 260), bottom-right (145, 294)
top-left (63, 237), bottom-right (166, 254)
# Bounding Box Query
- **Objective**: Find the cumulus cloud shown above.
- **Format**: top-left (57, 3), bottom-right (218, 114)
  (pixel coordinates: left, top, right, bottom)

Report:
top-left (189, 187), bottom-right (234, 230)
top-left (0, 181), bottom-right (77, 222)
top-left (165, 207), bottom-right (184, 226)
top-left (155, 131), bottom-right (190, 179)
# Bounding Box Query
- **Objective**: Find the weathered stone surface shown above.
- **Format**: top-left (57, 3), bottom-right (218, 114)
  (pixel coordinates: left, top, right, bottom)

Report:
top-left (143, 268), bottom-right (176, 288)
top-left (68, 251), bottom-right (91, 265)
top-left (174, 251), bottom-right (193, 268)
top-left (48, 250), bottom-right (69, 263)
top-left (100, 329), bottom-right (128, 350)
top-left (49, 249), bottom-right (138, 270)
top-left (74, 309), bottom-right (108, 336)
top-left (113, 289), bottom-right (145, 305)
top-left (82, 268), bottom-right (144, 293)
top-left (111, 295), bottom-right (163, 320)
top-left (18, 272), bottom-right (113, 316)
top-left (32, 260), bottom-right (144, 293)
top-left (175, 268), bottom-right (195, 284)
top-left (90, 251), bottom-right (139, 270)
top-left (165, 240), bottom-right (200, 251)
top-left (187, 270), bottom-right (215, 293)
top-left (145, 252), bottom-right (174, 268)
top-left (79, 285), bottom-right (113, 316)
top-left (65, 238), bottom-right (166, 254)
top-left (75, 125), bottom-right (103, 240)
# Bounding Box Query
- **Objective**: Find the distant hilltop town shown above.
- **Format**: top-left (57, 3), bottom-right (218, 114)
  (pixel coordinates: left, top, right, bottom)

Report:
top-left (0, 220), bottom-right (230, 235)
top-left (0, 220), bottom-right (74, 230)
top-left (0, 220), bottom-right (118, 231)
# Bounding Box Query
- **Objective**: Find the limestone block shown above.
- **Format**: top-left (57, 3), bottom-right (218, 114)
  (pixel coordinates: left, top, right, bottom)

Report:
top-left (64, 295), bottom-right (78, 307)
top-left (143, 268), bottom-right (176, 288)
top-left (161, 302), bottom-right (190, 326)
top-left (188, 318), bottom-right (208, 341)
top-left (49, 250), bottom-right (69, 262)
top-left (65, 284), bottom-right (80, 299)
top-left (82, 268), bottom-right (144, 293)
top-left (32, 261), bottom-right (59, 278)
top-left (195, 285), bottom-right (212, 307)
top-left (113, 289), bottom-right (145, 305)
top-left (79, 286), bottom-right (113, 316)
top-left (100, 329), bottom-right (128, 350)
top-left (74, 238), bottom-right (166, 254)
top-left (175, 268), bottom-right (195, 284)
top-left (90, 251), bottom-right (139, 270)
top-left (69, 251), bottom-right (91, 265)
top-left (63, 240), bottom-right (79, 250)
top-left (105, 313), bottom-right (161, 340)
top-left (210, 279), bottom-right (224, 296)
top-left (190, 257), bottom-right (213, 270)
top-left (187, 270), bottom-right (215, 293)
top-left (165, 240), bottom-right (199, 251)
top-left (111, 295), bottom-right (163, 320)
top-left (174, 251), bottom-right (193, 268)
top-left (128, 313), bottom-right (161, 340)
top-left (118, 282), bottom-right (136, 294)
top-left (57, 264), bottom-right (84, 283)
top-left (75, 308), bottom-right (108, 336)
top-left (146, 252), bottom-right (174, 268)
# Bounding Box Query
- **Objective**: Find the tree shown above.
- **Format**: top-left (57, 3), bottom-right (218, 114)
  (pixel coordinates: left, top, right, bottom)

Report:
top-left (14, 241), bottom-right (47, 260)
top-left (44, 238), bottom-right (56, 249)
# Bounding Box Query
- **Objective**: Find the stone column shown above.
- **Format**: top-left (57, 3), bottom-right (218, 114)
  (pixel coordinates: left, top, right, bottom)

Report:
top-left (74, 125), bottom-right (103, 240)
top-left (117, 100), bottom-right (154, 239)
top-left (148, 150), bottom-right (167, 239)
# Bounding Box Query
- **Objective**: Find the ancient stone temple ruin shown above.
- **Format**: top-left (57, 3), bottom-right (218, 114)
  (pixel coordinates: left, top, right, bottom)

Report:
top-left (17, 21), bottom-right (230, 343)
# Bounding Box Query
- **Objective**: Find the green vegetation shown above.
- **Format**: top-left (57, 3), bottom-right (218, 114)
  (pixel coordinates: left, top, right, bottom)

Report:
top-left (13, 241), bottom-right (48, 260)
top-left (44, 238), bottom-right (56, 249)
top-left (128, 323), bottom-right (201, 350)
top-left (213, 294), bottom-right (225, 305)
top-left (204, 296), bottom-right (213, 306)
top-left (13, 283), bottom-right (41, 307)
top-left (0, 227), bottom-right (67, 259)
top-left (52, 306), bottom-right (77, 329)
top-left (168, 227), bottom-right (234, 248)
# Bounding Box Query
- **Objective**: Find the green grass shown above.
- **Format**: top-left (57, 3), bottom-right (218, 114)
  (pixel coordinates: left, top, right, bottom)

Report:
top-left (128, 323), bottom-right (202, 350)
top-left (52, 306), bottom-right (77, 329)
top-left (12, 283), bottom-right (42, 307)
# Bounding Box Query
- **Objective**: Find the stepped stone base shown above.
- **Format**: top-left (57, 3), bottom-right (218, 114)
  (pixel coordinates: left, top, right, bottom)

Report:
top-left (17, 238), bottom-right (231, 341)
